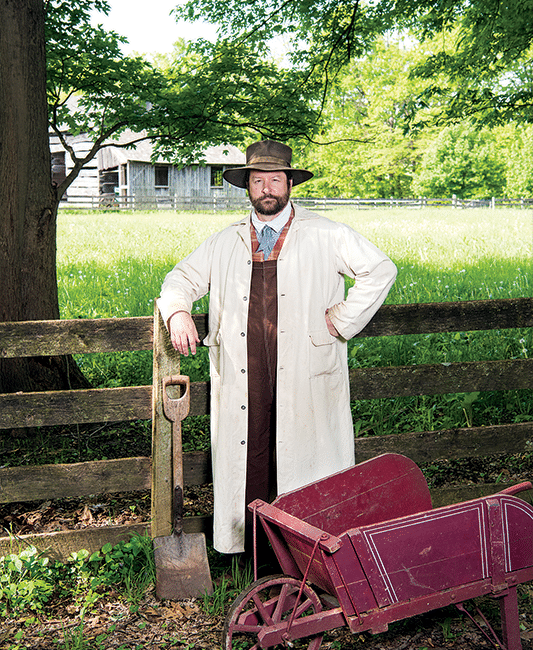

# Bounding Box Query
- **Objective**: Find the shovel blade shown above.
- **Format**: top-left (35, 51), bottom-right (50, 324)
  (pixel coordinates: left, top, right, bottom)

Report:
top-left (154, 532), bottom-right (213, 600)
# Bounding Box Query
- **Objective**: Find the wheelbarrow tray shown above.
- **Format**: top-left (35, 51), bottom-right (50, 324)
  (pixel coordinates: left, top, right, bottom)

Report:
top-left (248, 453), bottom-right (533, 649)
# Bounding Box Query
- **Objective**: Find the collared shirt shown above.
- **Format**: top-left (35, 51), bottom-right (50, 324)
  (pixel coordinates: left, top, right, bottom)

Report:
top-left (251, 200), bottom-right (292, 236)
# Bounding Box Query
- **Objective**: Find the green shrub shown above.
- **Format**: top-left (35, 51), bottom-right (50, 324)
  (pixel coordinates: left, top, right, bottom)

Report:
top-left (0, 546), bottom-right (57, 617)
top-left (0, 532), bottom-right (155, 618)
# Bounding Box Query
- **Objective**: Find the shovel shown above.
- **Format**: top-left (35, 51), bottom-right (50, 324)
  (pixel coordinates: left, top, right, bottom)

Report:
top-left (154, 374), bottom-right (213, 599)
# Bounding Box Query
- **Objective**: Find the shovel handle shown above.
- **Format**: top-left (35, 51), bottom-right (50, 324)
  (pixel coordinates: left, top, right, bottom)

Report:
top-left (162, 375), bottom-right (190, 423)
top-left (162, 375), bottom-right (190, 535)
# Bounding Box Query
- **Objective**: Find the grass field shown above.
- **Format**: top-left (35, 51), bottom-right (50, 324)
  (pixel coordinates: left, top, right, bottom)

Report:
top-left (56, 206), bottom-right (533, 456)
top-left (57, 206), bottom-right (531, 315)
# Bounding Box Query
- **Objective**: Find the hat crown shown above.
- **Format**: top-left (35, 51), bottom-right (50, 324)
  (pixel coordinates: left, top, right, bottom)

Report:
top-left (246, 140), bottom-right (293, 168)
top-left (222, 139), bottom-right (313, 188)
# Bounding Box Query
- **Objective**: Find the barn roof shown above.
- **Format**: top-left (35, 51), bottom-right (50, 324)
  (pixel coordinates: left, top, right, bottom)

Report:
top-left (98, 130), bottom-right (246, 170)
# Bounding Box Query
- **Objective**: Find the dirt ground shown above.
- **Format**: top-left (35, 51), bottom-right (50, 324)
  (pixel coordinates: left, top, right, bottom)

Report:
top-left (2, 487), bottom-right (533, 649)
top-left (2, 581), bottom-right (533, 649)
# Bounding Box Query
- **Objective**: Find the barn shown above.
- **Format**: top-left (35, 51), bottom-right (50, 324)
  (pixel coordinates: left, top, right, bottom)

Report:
top-left (51, 129), bottom-right (247, 208)
top-left (97, 131), bottom-right (246, 206)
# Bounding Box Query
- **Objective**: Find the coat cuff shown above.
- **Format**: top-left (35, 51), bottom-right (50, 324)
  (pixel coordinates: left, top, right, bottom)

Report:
top-left (157, 297), bottom-right (191, 331)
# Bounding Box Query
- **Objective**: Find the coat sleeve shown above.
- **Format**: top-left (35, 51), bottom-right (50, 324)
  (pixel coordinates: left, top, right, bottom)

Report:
top-left (158, 234), bottom-right (216, 327)
top-left (326, 224), bottom-right (397, 340)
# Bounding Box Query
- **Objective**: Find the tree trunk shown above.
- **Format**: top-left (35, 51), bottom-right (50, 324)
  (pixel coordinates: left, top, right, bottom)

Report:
top-left (0, 0), bottom-right (88, 392)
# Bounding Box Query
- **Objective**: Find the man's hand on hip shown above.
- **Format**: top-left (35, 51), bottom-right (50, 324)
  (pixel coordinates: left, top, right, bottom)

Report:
top-left (168, 311), bottom-right (200, 356)
top-left (325, 310), bottom-right (340, 337)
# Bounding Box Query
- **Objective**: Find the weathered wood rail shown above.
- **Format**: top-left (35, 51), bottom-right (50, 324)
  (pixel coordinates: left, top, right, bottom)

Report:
top-left (0, 297), bottom-right (532, 559)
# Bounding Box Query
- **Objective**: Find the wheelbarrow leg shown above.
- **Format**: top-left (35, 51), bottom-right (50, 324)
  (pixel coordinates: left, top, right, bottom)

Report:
top-left (499, 586), bottom-right (522, 650)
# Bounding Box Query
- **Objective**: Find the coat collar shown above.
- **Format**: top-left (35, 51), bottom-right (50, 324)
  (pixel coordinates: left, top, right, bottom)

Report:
top-left (235, 201), bottom-right (318, 249)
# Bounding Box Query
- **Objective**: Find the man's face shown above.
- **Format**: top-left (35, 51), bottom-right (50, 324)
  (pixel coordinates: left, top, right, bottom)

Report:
top-left (248, 170), bottom-right (292, 220)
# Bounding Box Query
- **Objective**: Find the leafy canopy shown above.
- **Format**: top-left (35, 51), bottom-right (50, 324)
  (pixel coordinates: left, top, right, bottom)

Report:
top-left (175, 0), bottom-right (533, 126)
top-left (45, 0), bottom-right (322, 197)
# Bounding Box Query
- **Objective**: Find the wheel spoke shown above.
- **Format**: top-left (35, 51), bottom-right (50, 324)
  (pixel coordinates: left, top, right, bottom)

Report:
top-left (270, 583), bottom-right (290, 622)
top-left (294, 597), bottom-right (314, 618)
top-left (252, 591), bottom-right (274, 626)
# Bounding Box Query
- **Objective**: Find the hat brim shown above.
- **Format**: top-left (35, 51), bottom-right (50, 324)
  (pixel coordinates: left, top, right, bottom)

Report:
top-left (223, 164), bottom-right (313, 189)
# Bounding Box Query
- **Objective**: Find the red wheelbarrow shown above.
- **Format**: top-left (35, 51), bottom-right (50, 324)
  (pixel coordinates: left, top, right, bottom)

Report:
top-left (223, 453), bottom-right (533, 649)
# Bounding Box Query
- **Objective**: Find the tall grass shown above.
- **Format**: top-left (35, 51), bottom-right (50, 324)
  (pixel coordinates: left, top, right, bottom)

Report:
top-left (56, 207), bottom-right (532, 442)
top-left (57, 207), bottom-right (531, 319)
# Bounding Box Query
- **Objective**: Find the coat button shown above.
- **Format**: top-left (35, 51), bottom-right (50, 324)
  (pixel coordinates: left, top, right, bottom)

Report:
top-left (241, 440), bottom-right (246, 445)
top-left (243, 296), bottom-right (247, 301)
top-left (241, 405), bottom-right (246, 410)
top-left (241, 332), bottom-right (245, 337)
top-left (241, 368), bottom-right (246, 373)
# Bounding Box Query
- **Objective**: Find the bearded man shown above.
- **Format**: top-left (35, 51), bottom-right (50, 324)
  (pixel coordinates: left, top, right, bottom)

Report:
top-left (158, 140), bottom-right (397, 556)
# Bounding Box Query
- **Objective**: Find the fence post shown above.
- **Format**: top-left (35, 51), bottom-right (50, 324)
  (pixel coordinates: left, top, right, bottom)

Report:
top-left (151, 303), bottom-right (181, 538)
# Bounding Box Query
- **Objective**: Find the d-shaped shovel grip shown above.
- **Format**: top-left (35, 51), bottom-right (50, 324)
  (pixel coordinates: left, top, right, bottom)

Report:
top-left (162, 375), bottom-right (190, 423)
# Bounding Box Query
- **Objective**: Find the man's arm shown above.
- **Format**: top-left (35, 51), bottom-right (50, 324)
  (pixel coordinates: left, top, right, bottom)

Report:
top-left (326, 225), bottom-right (397, 340)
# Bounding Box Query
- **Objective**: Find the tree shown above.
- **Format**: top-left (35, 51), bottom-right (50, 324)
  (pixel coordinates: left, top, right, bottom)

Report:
top-left (399, 0), bottom-right (533, 126)
top-left (0, 0), bottom-right (322, 393)
top-left (292, 37), bottom-right (438, 198)
top-left (0, 0), bottom-right (82, 393)
top-left (505, 126), bottom-right (533, 197)
top-left (411, 123), bottom-right (506, 198)
top-left (177, 0), bottom-right (533, 126)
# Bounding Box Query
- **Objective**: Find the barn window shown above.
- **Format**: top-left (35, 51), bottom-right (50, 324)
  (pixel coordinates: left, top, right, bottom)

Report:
top-left (211, 166), bottom-right (224, 187)
top-left (155, 165), bottom-right (169, 187)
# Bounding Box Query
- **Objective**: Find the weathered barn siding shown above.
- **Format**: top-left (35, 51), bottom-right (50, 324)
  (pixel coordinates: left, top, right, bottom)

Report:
top-left (52, 128), bottom-right (246, 206)
top-left (127, 162), bottom-right (243, 197)
top-left (97, 131), bottom-right (246, 200)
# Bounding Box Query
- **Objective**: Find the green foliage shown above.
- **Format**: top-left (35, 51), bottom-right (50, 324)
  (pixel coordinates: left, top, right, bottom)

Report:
top-left (506, 125), bottom-right (533, 198)
top-left (84, 533), bottom-right (156, 610)
top-left (290, 36), bottom-right (533, 200)
top-left (0, 533), bottom-right (155, 619)
top-left (0, 546), bottom-right (57, 617)
top-left (412, 123), bottom-right (506, 198)
top-left (177, 0), bottom-right (533, 131)
top-left (175, 0), bottom-right (386, 83)
top-left (44, 1), bottom-right (322, 203)
top-left (400, 0), bottom-right (533, 125)
top-left (43, 1), bottom-right (533, 201)
top-left (293, 36), bottom-right (434, 199)
top-left (201, 555), bottom-right (253, 617)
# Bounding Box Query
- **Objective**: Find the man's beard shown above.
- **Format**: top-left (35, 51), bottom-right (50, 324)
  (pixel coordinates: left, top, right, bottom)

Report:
top-left (250, 190), bottom-right (290, 216)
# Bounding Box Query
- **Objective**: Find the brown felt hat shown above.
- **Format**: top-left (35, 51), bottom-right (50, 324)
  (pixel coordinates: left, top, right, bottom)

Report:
top-left (223, 140), bottom-right (313, 188)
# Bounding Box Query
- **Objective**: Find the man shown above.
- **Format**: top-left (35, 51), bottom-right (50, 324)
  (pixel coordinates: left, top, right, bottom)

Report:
top-left (158, 140), bottom-right (397, 555)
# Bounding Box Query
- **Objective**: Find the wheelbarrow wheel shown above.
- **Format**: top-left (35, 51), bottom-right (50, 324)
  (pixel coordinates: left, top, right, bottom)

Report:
top-left (222, 574), bottom-right (324, 650)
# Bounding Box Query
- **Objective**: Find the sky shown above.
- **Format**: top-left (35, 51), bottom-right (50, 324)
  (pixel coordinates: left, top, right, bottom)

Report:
top-left (92, 0), bottom-right (217, 55)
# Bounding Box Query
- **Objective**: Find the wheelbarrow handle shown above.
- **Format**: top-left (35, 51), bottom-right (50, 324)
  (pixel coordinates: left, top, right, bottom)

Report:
top-left (498, 481), bottom-right (533, 496)
top-left (162, 374), bottom-right (190, 423)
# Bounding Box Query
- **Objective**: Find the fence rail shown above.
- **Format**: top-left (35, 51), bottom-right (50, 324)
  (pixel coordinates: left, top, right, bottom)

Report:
top-left (0, 297), bottom-right (532, 558)
top-left (59, 194), bottom-right (533, 212)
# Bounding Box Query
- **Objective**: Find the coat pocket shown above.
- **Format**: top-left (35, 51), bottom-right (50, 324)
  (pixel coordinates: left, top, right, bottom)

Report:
top-left (309, 329), bottom-right (340, 377)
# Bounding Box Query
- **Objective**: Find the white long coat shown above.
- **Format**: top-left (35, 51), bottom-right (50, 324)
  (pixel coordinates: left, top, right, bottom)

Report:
top-left (159, 203), bottom-right (397, 553)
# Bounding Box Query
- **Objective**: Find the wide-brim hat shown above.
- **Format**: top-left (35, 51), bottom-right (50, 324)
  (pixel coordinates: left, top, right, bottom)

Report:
top-left (223, 140), bottom-right (313, 188)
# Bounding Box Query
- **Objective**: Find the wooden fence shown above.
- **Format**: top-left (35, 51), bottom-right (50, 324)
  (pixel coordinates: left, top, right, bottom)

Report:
top-left (59, 194), bottom-right (533, 212)
top-left (0, 297), bottom-right (532, 559)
